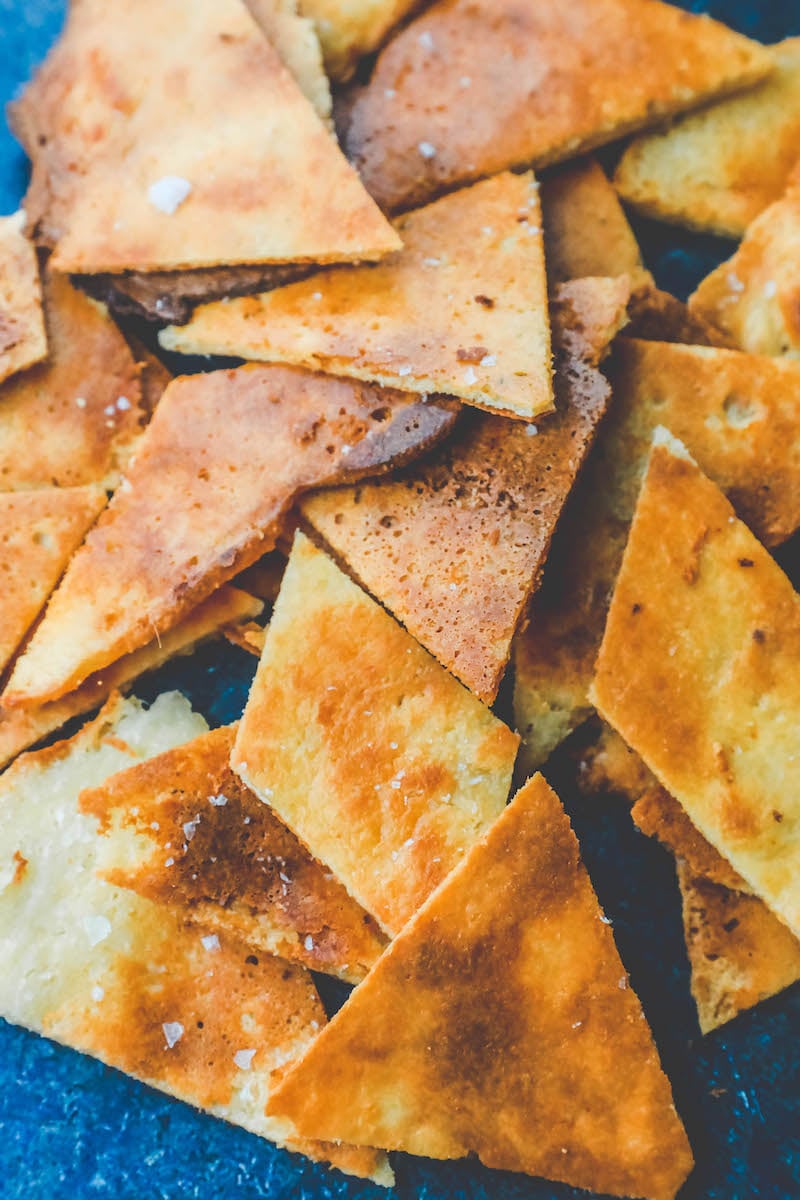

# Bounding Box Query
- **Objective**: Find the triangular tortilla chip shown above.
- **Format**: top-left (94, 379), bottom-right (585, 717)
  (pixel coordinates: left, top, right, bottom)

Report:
top-left (3, 367), bottom-right (458, 707)
top-left (678, 862), bottom-right (800, 1035)
top-left (591, 436), bottom-right (800, 939)
top-left (302, 276), bottom-right (627, 701)
top-left (632, 787), bottom-right (750, 895)
top-left (567, 719), bottom-right (661, 804)
top-left (514, 337), bottom-right (800, 771)
top-left (0, 691), bottom-right (390, 1185)
top-left (267, 773), bottom-right (693, 1200)
top-left (79, 725), bottom-right (387, 983)
top-left (17, 0), bottom-right (398, 274)
top-left (541, 158), bottom-right (651, 287)
top-left (0, 485), bottom-right (106, 677)
top-left (615, 39), bottom-right (800, 239)
top-left (162, 172), bottom-right (553, 421)
top-left (341, 0), bottom-right (771, 212)
top-left (245, 0), bottom-right (332, 122)
top-left (0, 211), bottom-right (46, 384)
top-left (233, 533), bottom-right (518, 936)
top-left (0, 271), bottom-right (144, 490)
top-left (0, 586), bottom-right (261, 773)
top-left (689, 183), bottom-right (800, 357)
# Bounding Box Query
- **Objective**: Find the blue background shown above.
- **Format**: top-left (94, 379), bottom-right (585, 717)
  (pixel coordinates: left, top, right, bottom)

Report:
top-left (0, 3), bottom-right (798, 1198)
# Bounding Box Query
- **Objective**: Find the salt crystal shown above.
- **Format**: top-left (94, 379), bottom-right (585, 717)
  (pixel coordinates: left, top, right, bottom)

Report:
top-left (525, 424), bottom-right (538, 437)
top-left (150, 821), bottom-right (160, 831)
top-left (83, 915), bottom-right (112, 947)
top-left (116, 395), bottom-right (131, 411)
top-left (618, 976), bottom-right (628, 990)
top-left (304, 934), bottom-right (314, 951)
top-left (91, 985), bottom-right (105, 1003)
top-left (389, 741), bottom-right (398, 749)
top-left (727, 272), bottom-right (745, 293)
top-left (75, 397), bottom-right (87, 409)
top-left (480, 354), bottom-right (496, 367)
top-left (418, 31), bottom-right (434, 50)
top-left (165, 857), bottom-right (175, 867)
top-left (459, 75), bottom-right (472, 88)
top-left (763, 279), bottom-right (777, 299)
top-left (104, 405), bottom-right (116, 416)
top-left (279, 871), bottom-right (291, 883)
top-left (201, 934), bottom-right (220, 953)
top-left (234, 1048), bottom-right (256, 1070)
top-left (148, 175), bottom-right (192, 215)
top-left (208, 793), bottom-right (228, 807)
top-left (463, 366), bottom-right (477, 385)
top-left (384, 88), bottom-right (396, 99)
top-left (311, 291), bottom-right (322, 301)
top-left (162, 1021), bottom-right (184, 1049)
top-left (423, 257), bottom-right (441, 267)
top-left (398, 365), bottom-right (412, 376)
top-left (183, 815), bottom-right (200, 842)
top-left (418, 141), bottom-right (437, 160)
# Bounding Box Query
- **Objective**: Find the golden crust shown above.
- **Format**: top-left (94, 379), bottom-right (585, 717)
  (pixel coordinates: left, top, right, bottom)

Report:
top-left (0, 212), bottom-right (46, 384)
top-left (162, 172), bottom-right (553, 421)
top-left (267, 774), bottom-right (693, 1200)
top-left (591, 441), bottom-right (800, 939)
top-left (244, 0), bottom-right (332, 122)
top-left (80, 725), bottom-right (387, 983)
top-left (343, 0), bottom-right (771, 212)
top-left (616, 39), bottom-right (800, 238)
top-left (233, 533), bottom-right (518, 936)
top-left (299, 0), bottom-right (420, 80)
top-left (632, 787), bottom-right (749, 894)
top-left (3, 366), bottom-right (458, 706)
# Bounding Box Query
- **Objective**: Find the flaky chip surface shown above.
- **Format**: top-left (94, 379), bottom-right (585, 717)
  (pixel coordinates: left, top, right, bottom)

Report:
top-left (514, 337), bottom-right (800, 771)
top-left (302, 276), bottom-right (627, 701)
top-left (591, 440), bottom-right (800, 939)
top-left (0, 486), bottom-right (106, 676)
top-left (162, 172), bottom-right (552, 421)
top-left (267, 774), bottom-right (693, 1200)
top-left (299, 0), bottom-right (419, 80)
top-left (233, 533), bottom-right (518, 936)
top-left (343, 0), bottom-right (771, 212)
top-left (0, 211), bottom-right (46, 384)
top-left (3, 366), bottom-right (457, 706)
top-left (80, 725), bottom-right (386, 983)
top-left (616, 39), bottom-right (800, 238)
top-left (18, 0), bottom-right (398, 273)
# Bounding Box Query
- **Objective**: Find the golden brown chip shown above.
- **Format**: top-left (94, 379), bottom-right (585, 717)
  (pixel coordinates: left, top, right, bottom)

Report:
top-left (3, 366), bottom-right (458, 707)
top-left (0, 211), bottom-right (46, 384)
top-left (632, 788), bottom-right (750, 894)
top-left (15, 0), bottom-right (399, 273)
top-left (0, 586), bottom-right (261, 772)
top-left (0, 271), bottom-right (144, 490)
top-left (615, 39), bottom-right (800, 238)
top-left (267, 773), bottom-right (693, 1200)
top-left (298, 0), bottom-right (420, 80)
top-left (0, 486), bottom-right (106, 677)
top-left (570, 720), bottom-right (661, 804)
top-left (514, 337), bottom-right (800, 770)
top-left (162, 172), bottom-right (552, 421)
top-left (80, 725), bottom-right (387, 983)
top-left (624, 283), bottom-right (735, 348)
top-left (0, 691), bottom-right (391, 1186)
top-left (342, 0), bottom-right (771, 212)
top-left (233, 533), bottom-right (519, 936)
top-left (245, 0), bottom-right (332, 122)
top-left (591, 437), bottom-right (800, 938)
top-left (222, 621), bottom-right (267, 657)
top-left (678, 862), bottom-right (800, 1034)
top-left (302, 276), bottom-right (628, 702)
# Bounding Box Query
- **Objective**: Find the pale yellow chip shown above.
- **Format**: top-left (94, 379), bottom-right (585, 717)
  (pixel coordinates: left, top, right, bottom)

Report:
top-left (299, 0), bottom-right (419, 80)
top-left (616, 39), bottom-right (800, 238)
top-left (0, 211), bottom-right (46, 384)
top-left (245, 0), bottom-right (332, 122)
top-left (24, 0), bottom-right (398, 273)
top-left (591, 437), bottom-right (800, 939)
top-left (0, 691), bottom-right (390, 1186)
top-left (162, 172), bottom-right (553, 421)
top-left (233, 532), bottom-right (519, 937)
top-left (689, 183), bottom-right (800, 356)
top-left (514, 337), bottom-right (800, 771)
top-left (266, 774), bottom-right (693, 1200)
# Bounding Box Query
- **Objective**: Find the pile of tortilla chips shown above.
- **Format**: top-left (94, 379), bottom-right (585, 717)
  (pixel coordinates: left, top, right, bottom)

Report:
top-left (2, 1), bottom-right (799, 1197)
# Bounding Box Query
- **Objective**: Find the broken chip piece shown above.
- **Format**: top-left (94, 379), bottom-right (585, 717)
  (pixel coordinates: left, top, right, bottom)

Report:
top-left (632, 786), bottom-right (750, 895)
top-left (245, 0), bottom-right (332, 122)
top-left (298, 0), bottom-right (420, 80)
top-left (0, 211), bottom-right (46, 384)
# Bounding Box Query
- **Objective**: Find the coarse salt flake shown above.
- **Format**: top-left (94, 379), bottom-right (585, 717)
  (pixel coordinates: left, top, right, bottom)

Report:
top-left (75, 397), bottom-right (87, 408)
top-left (91, 985), bottom-right (105, 1003)
top-left (201, 934), bottom-right (220, 953)
top-left (418, 30), bottom-right (435, 50)
top-left (116, 395), bottom-right (131, 411)
top-left (418, 141), bottom-right (437, 160)
top-left (234, 1048), bottom-right (256, 1070)
top-left (183, 815), bottom-right (201, 842)
top-left (525, 424), bottom-right (538, 437)
top-left (165, 857), bottom-right (175, 867)
top-left (83, 915), bottom-right (112, 946)
top-left (148, 175), bottom-right (192, 215)
top-left (763, 279), bottom-right (777, 298)
top-left (208, 793), bottom-right (228, 807)
top-left (162, 1021), bottom-right (184, 1049)
top-left (398, 365), bottom-right (412, 376)
top-left (304, 934), bottom-right (314, 951)
top-left (463, 366), bottom-right (477, 385)
top-left (480, 354), bottom-right (496, 367)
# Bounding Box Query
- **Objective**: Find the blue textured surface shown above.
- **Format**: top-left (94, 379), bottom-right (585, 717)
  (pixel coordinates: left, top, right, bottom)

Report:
top-left (1, 3), bottom-right (799, 1198)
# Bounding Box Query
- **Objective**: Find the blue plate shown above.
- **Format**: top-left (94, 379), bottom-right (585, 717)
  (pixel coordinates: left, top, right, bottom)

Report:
top-left (1, 3), bottom-right (798, 1198)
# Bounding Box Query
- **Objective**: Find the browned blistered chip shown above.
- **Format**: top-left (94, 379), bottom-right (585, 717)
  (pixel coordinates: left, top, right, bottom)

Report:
top-left (163, 172), bottom-right (552, 420)
top-left (632, 787), bottom-right (750, 894)
top-left (80, 725), bottom-right (387, 983)
top-left (591, 437), bottom-right (800, 939)
top-left (266, 773), bottom-right (694, 1200)
top-left (0, 211), bottom-right (46, 384)
top-left (302, 276), bottom-right (629, 702)
top-left (3, 366), bottom-right (457, 707)
top-left (341, 0), bottom-right (770, 212)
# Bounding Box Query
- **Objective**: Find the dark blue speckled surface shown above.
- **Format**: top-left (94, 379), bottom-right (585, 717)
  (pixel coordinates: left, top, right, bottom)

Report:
top-left (1, 3), bottom-right (799, 1198)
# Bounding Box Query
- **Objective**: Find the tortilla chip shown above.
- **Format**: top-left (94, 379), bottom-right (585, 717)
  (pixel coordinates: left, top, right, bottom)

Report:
top-left (632, 788), bottom-right (749, 894)
top-left (3, 366), bottom-right (458, 707)
top-left (233, 553), bottom-right (287, 605)
top-left (162, 172), bottom-right (552, 421)
top-left (689, 184), bottom-right (800, 357)
top-left (16, 0), bottom-right (399, 274)
top-left (615, 39), bottom-right (800, 238)
top-left (343, 0), bottom-right (771, 213)
top-left (267, 773), bottom-right (693, 1199)
top-left (0, 586), bottom-right (261, 772)
top-left (0, 486), bottom-right (106, 677)
top-left (570, 720), bottom-right (661, 803)
top-left (302, 276), bottom-right (627, 702)
top-left (299, 0), bottom-right (419, 80)
top-left (124, 334), bottom-right (172, 417)
top-left (245, 0), bottom-right (332, 122)
top-left (514, 337), bottom-right (800, 771)
top-left (541, 158), bottom-right (650, 287)
top-left (0, 211), bottom-right (46, 384)
top-left (0, 271), bottom-right (144, 491)
top-left (223, 621), bottom-right (267, 657)
top-left (678, 863), bottom-right (800, 1035)
top-left (233, 533), bottom-right (518, 936)
top-left (0, 691), bottom-right (390, 1185)
top-left (79, 725), bottom-right (387, 983)
top-left (624, 284), bottom-right (735, 349)
top-left (591, 438), bottom-right (800, 939)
